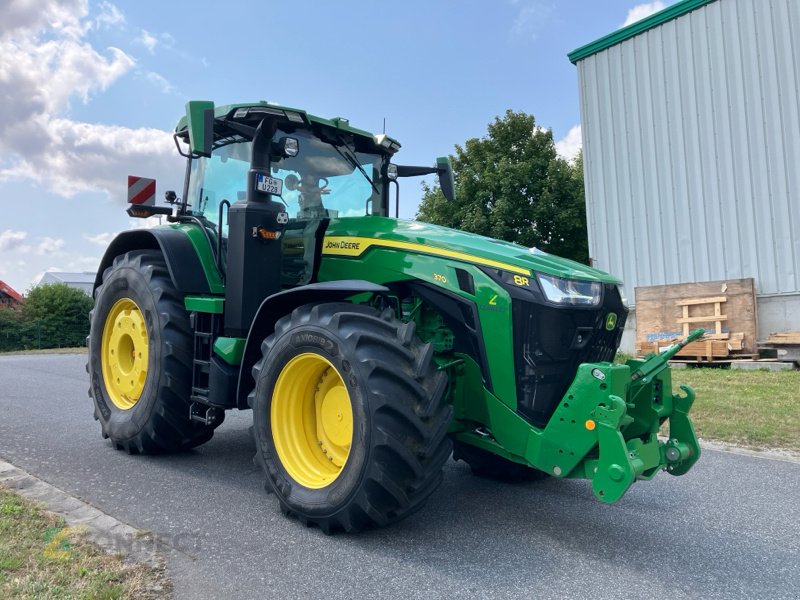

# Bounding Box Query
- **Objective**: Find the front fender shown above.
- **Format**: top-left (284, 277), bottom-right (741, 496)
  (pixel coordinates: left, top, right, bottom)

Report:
top-left (234, 280), bottom-right (388, 409)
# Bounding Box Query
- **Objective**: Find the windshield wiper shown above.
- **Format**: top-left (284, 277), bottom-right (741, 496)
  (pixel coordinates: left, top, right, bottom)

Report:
top-left (331, 134), bottom-right (381, 197)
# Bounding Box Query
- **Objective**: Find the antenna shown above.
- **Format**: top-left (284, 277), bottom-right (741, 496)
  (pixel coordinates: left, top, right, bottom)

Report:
top-left (383, 118), bottom-right (386, 134)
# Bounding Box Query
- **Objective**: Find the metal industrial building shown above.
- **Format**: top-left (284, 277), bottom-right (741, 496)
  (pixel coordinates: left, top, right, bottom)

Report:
top-left (569, 0), bottom-right (800, 352)
top-left (36, 272), bottom-right (95, 295)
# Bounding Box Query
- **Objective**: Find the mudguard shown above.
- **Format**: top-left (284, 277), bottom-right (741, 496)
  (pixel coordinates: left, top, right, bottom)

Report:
top-left (234, 280), bottom-right (388, 409)
top-left (93, 228), bottom-right (216, 296)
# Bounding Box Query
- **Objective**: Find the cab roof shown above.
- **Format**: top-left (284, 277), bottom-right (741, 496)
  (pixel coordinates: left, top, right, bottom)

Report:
top-left (174, 101), bottom-right (401, 153)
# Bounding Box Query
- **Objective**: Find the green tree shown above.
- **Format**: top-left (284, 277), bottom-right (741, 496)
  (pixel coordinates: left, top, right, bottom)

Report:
top-left (22, 283), bottom-right (93, 348)
top-left (416, 110), bottom-right (589, 263)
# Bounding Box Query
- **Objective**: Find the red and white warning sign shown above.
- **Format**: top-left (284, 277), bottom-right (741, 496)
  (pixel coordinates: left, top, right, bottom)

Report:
top-left (127, 176), bottom-right (156, 205)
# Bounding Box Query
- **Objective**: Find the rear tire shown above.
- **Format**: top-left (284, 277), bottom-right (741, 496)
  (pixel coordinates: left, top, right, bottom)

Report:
top-left (250, 302), bottom-right (452, 533)
top-left (87, 250), bottom-right (221, 454)
top-left (453, 440), bottom-right (548, 482)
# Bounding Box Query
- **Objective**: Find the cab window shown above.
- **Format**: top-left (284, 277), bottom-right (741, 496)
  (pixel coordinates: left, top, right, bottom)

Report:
top-left (187, 142), bottom-right (252, 235)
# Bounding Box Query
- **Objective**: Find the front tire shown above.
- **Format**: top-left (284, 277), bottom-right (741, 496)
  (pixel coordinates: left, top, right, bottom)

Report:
top-left (87, 250), bottom-right (221, 454)
top-left (250, 302), bottom-right (452, 533)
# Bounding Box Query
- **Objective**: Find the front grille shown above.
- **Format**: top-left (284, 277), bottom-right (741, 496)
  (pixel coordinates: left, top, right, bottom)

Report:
top-left (512, 284), bottom-right (627, 428)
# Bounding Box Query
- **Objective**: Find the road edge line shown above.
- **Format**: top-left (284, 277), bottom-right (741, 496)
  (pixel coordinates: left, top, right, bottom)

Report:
top-left (699, 439), bottom-right (800, 464)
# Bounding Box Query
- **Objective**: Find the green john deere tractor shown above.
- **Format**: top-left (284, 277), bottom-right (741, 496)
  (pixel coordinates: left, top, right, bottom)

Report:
top-left (87, 100), bottom-right (701, 533)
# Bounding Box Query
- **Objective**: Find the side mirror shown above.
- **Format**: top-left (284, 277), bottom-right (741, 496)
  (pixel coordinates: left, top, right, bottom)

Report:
top-left (186, 100), bottom-right (215, 157)
top-left (436, 156), bottom-right (455, 201)
top-left (389, 157), bottom-right (456, 207)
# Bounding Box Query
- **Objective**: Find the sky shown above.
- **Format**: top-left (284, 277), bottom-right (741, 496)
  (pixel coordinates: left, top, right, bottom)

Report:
top-left (0, 0), bottom-right (671, 294)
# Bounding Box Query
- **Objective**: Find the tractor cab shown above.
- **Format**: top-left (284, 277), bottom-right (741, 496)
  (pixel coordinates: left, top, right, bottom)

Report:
top-left (183, 116), bottom-right (386, 288)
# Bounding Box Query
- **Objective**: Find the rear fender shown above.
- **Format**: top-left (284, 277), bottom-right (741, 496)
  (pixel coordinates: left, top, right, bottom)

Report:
top-left (93, 228), bottom-right (217, 297)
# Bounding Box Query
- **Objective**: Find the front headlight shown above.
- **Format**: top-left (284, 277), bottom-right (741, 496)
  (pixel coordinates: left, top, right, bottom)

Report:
top-left (536, 273), bottom-right (602, 307)
top-left (617, 284), bottom-right (629, 308)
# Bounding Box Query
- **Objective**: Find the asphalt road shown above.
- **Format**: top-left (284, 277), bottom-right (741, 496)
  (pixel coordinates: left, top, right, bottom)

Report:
top-left (0, 354), bottom-right (798, 599)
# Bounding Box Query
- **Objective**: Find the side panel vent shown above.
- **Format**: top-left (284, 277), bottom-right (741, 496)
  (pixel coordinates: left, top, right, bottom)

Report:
top-left (455, 269), bottom-right (475, 295)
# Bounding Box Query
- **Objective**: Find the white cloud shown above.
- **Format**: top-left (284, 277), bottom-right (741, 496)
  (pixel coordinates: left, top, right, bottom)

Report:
top-left (85, 232), bottom-right (113, 246)
top-left (66, 255), bottom-right (100, 271)
top-left (0, 0), bottom-right (88, 40)
top-left (138, 29), bottom-right (158, 53)
top-left (0, 117), bottom-right (179, 200)
top-left (94, 2), bottom-right (125, 30)
top-left (137, 30), bottom-right (177, 54)
top-left (160, 32), bottom-right (176, 47)
top-left (510, 0), bottom-right (554, 40)
top-left (0, 2), bottom-right (182, 202)
top-left (144, 70), bottom-right (178, 95)
top-left (128, 216), bottom-right (168, 230)
top-left (555, 125), bottom-right (582, 162)
top-left (0, 38), bottom-right (134, 125)
top-left (35, 237), bottom-right (65, 255)
top-left (0, 229), bottom-right (28, 251)
top-left (622, 2), bottom-right (666, 27)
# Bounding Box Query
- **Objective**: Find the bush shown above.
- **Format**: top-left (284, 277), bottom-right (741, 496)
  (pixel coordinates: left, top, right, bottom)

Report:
top-left (0, 306), bottom-right (29, 352)
top-left (0, 284), bottom-right (93, 351)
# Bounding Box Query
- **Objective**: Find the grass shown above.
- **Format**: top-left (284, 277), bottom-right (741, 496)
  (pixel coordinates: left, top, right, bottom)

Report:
top-left (0, 347), bottom-right (87, 356)
top-left (0, 487), bottom-right (169, 599)
top-left (670, 367), bottom-right (800, 451)
top-left (615, 352), bottom-right (799, 450)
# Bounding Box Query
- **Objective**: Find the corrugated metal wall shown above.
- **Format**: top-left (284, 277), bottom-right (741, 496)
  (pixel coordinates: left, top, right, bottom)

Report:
top-left (577, 0), bottom-right (800, 302)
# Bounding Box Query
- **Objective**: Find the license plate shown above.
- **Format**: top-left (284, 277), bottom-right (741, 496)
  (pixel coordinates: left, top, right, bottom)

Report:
top-left (256, 174), bottom-right (283, 195)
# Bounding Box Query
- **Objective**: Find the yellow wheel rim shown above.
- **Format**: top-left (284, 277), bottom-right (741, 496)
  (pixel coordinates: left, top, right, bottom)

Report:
top-left (271, 353), bottom-right (353, 489)
top-left (100, 298), bottom-right (149, 410)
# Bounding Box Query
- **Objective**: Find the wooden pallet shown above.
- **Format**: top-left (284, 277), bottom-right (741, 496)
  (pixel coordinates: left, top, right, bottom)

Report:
top-left (676, 296), bottom-right (727, 337)
top-left (668, 355), bottom-right (761, 365)
top-left (635, 278), bottom-right (758, 356)
top-left (636, 333), bottom-right (745, 361)
top-left (673, 297), bottom-right (743, 359)
top-left (767, 332), bottom-right (800, 345)
top-left (637, 340), bottom-right (727, 361)
top-left (767, 333), bottom-right (800, 363)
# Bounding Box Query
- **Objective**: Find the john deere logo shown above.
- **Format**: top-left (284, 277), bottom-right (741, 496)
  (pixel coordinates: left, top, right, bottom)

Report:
top-left (605, 313), bottom-right (618, 331)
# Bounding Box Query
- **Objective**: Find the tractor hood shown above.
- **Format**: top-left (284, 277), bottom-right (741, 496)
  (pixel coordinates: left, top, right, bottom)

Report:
top-left (324, 217), bottom-right (621, 284)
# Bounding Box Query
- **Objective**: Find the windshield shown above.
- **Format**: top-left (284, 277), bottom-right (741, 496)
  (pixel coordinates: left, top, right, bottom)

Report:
top-left (271, 128), bottom-right (383, 220)
top-left (187, 128), bottom-right (384, 229)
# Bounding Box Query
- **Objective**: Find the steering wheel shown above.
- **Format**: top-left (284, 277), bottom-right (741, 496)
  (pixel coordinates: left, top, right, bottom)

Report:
top-left (314, 177), bottom-right (330, 194)
top-left (284, 174), bottom-right (329, 194)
